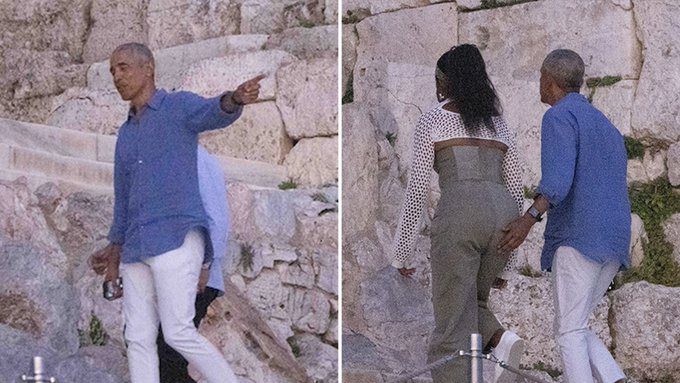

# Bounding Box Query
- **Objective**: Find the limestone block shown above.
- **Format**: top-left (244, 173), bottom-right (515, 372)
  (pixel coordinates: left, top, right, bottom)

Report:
top-left (265, 25), bottom-right (338, 60)
top-left (342, 104), bottom-right (380, 239)
top-left (0, 118), bottom-right (98, 161)
top-left (10, 147), bottom-right (113, 188)
top-left (179, 50), bottom-right (297, 101)
top-left (195, 281), bottom-right (311, 383)
top-left (227, 183), bottom-right (298, 245)
top-left (591, 80), bottom-right (636, 137)
top-left (47, 88), bottom-right (129, 135)
top-left (292, 333), bottom-right (338, 382)
top-left (82, 0), bottom-right (149, 63)
top-left (284, 136), bottom-right (338, 187)
top-left (459, 0), bottom-right (641, 82)
top-left (354, 4), bottom-right (457, 104)
top-left (668, 142), bottom-right (680, 186)
top-left (0, 182), bottom-right (78, 356)
top-left (342, 25), bottom-right (359, 95)
top-left (358, 267), bottom-right (434, 372)
top-left (293, 200), bottom-right (338, 254)
top-left (343, 0), bottom-right (440, 16)
top-left (276, 58), bottom-right (338, 139)
top-left (313, 250), bottom-right (338, 295)
top-left (3, 49), bottom-right (87, 100)
top-left (610, 281), bottom-right (680, 382)
top-left (147, 0), bottom-right (240, 50)
top-left (285, 287), bottom-right (331, 335)
top-left (325, 0), bottom-right (338, 24)
top-left (663, 213), bottom-right (680, 266)
top-left (87, 34), bottom-right (269, 91)
top-left (631, 0), bottom-right (680, 142)
top-left (241, 0), bottom-right (329, 35)
top-left (324, 317), bottom-right (338, 345)
top-left (0, 0), bottom-right (90, 57)
top-left (198, 101), bottom-right (293, 165)
top-left (630, 213), bottom-right (647, 268)
top-left (627, 149), bottom-right (667, 184)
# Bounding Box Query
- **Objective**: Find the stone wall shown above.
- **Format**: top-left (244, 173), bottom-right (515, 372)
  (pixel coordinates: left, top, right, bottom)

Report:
top-left (342, 0), bottom-right (680, 381)
top-left (0, 0), bottom-right (338, 188)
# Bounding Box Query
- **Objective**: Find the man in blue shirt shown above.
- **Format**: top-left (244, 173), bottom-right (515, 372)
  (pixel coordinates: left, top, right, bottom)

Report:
top-left (499, 49), bottom-right (629, 383)
top-left (92, 42), bottom-right (262, 383)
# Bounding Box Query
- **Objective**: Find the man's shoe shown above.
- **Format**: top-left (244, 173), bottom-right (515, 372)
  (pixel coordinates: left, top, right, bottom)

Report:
top-left (491, 331), bottom-right (524, 383)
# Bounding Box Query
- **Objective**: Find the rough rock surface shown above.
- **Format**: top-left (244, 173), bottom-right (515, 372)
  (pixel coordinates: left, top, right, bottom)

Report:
top-left (667, 142), bottom-right (680, 186)
top-left (147, 0), bottom-right (240, 50)
top-left (276, 58), bottom-right (338, 139)
top-left (663, 213), bottom-right (680, 266)
top-left (284, 136), bottom-right (339, 187)
top-left (83, 0), bottom-right (149, 63)
top-left (610, 282), bottom-right (680, 382)
top-left (198, 101), bottom-right (293, 165)
top-left (631, 0), bottom-right (680, 142)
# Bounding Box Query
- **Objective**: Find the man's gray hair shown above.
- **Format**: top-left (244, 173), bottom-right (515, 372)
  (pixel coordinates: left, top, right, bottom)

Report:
top-left (113, 42), bottom-right (155, 66)
top-left (541, 49), bottom-right (585, 90)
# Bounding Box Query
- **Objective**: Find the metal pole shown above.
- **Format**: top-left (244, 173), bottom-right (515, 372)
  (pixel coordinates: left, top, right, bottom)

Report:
top-left (470, 333), bottom-right (483, 383)
top-left (20, 356), bottom-right (56, 383)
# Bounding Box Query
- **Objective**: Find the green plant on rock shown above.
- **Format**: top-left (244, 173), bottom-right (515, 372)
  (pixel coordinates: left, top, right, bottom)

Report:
top-left (287, 337), bottom-right (301, 357)
top-left (385, 132), bottom-right (397, 146)
top-left (623, 177), bottom-right (680, 287)
top-left (89, 314), bottom-right (108, 346)
top-left (586, 75), bottom-right (622, 103)
top-left (239, 244), bottom-right (255, 273)
top-left (342, 74), bottom-right (354, 104)
top-left (312, 192), bottom-right (330, 203)
top-left (519, 265), bottom-right (542, 278)
top-left (479, 0), bottom-right (537, 10)
top-left (624, 136), bottom-right (645, 160)
top-left (278, 179), bottom-right (298, 190)
top-left (523, 185), bottom-right (537, 199)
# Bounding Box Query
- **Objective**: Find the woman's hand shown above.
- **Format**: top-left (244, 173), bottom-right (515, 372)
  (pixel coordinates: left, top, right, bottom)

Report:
top-left (398, 267), bottom-right (416, 278)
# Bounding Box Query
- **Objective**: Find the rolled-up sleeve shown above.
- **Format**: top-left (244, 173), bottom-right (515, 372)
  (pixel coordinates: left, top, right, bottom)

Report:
top-left (181, 91), bottom-right (243, 133)
top-left (536, 109), bottom-right (578, 207)
top-left (108, 140), bottom-right (128, 245)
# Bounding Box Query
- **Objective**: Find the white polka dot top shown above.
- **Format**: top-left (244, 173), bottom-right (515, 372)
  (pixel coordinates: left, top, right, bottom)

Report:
top-left (392, 100), bottom-right (524, 269)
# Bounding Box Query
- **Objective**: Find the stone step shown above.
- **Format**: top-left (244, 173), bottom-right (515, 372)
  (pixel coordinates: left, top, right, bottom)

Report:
top-left (0, 137), bottom-right (287, 190)
top-left (1, 144), bottom-right (114, 188)
top-left (0, 117), bottom-right (114, 163)
top-left (0, 168), bottom-right (112, 196)
top-left (87, 34), bottom-right (269, 91)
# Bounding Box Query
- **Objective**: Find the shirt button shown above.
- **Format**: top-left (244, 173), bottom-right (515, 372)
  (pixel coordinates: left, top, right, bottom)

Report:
top-left (138, 160), bottom-right (143, 164)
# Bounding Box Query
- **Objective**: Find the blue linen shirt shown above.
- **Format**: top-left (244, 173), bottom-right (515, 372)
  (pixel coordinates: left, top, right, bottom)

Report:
top-left (108, 89), bottom-right (242, 264)
top-left (536, 93), bottom-right (631, 271)
top-left (197, 146), bottom-right (229, 295)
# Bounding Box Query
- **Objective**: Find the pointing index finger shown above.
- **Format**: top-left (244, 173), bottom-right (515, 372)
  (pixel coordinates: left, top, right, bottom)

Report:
top-left (247, 74), bottom-right (266, 85)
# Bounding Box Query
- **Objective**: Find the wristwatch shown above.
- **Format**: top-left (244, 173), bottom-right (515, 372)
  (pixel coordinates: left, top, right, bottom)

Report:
top-left (201, 261), bottom-right (212, 270)
top-left (527, 206), bottom-right (543, 222)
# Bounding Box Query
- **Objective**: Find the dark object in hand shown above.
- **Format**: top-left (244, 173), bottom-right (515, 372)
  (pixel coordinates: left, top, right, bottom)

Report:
top-left (103, 277), bottom-right (123, 301)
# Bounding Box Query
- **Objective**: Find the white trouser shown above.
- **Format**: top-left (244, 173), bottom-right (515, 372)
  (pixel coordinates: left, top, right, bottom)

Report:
top-left (551, 246), bottom-right (626, 383)
top-left (120, 230), bottom-right (238, 383)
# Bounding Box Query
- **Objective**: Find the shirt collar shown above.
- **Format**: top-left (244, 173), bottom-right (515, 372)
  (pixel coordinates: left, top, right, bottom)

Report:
top-left (555, 92), bottom-right (586, 107)
top-left (127, 89), bottom-right (166, 118)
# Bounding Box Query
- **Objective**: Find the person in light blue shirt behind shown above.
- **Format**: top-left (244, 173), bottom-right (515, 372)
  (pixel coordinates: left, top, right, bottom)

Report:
top-left (499, 49), bottom-right (629, 383)
top-left (156, 145), bottom-right (230, 383)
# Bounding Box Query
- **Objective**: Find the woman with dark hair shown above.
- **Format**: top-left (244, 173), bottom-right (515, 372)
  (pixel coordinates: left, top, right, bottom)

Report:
top-left (392, 44), bottom-right (525, 382)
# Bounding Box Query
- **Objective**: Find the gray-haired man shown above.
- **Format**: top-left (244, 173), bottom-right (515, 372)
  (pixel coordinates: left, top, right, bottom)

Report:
top-left (500, 49), bottom-right (629, 383)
